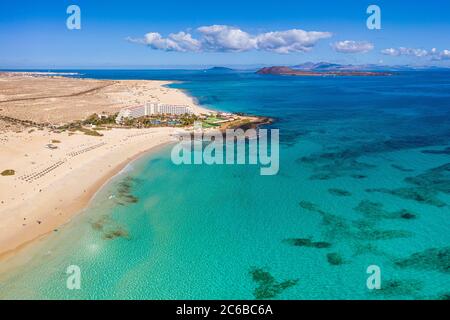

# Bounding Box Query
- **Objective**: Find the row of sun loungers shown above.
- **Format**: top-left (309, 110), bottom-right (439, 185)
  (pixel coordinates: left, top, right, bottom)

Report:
top-left (18, 160), bottom-right (67, 183)
top-left (66, 142), bottom-right (107, 158)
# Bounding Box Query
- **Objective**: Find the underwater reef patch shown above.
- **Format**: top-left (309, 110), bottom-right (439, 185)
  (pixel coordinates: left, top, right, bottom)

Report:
top-left (115, 177), bottom-right (139, 206)
top-left (395, 247), bottom-right (450, 274)
top-left (306, 159), bottom-right (375, 181)
top-left (326, 252), bottom-right (346, 266)
top-left (328, 188), bottom-right (352, 197)
top-left (102, 227), bottom-right (130, 240)
top-left (353, 219), bottom-right (414, 240)
top-left (351, 174), bottom-right (368, 179)
top-left (374, 279), bottom-right (423, 297)
top-left (297, 134), bottom-right (446, 180)
top-left (367, 162), bottom-right (450, 207)
top-left (437, 292), bottom-right (450, 300)
top-left (421, 147), bottom-right (450, 155)
top-left (354, 200), bottom-right (418, 220)
top-left (283, 238), bottom-right (331, 249)
top-left (391, 164), bottom-right (414, 173)
top-left (249, 267), bottom-right (299, 299)
top-left (90, 215), bottom-right (130, 241)
top-left (366, 187), bottom-right (446, 208)
top-left (299, 201), bottom-right (323, 213)
top-left (299, 200), bottom-right (414, 243)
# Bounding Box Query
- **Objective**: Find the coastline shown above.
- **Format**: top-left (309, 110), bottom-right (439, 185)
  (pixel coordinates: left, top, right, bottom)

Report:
top-left (0, 73), bottom-right (204, 260)
top-left (0, 127), bottom-right (178, 260)
top-left (0, 74), bottom-right (270, 260)
top-left (0, 72), bottom-right (267, 262)
top-left (0, 138), bottom-right (174, 262)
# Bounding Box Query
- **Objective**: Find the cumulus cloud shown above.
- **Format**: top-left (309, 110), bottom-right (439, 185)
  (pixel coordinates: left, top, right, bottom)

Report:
top-left (331, 40), bottom-right (374, 53)
top-left (127, 32), bottom-right (200, 52)
top-left (381, 47), bottom-right (429, 57)
top-left (380, 48), bottom-right (399, 56)
top-left (255, 29), bottom-right (332, 53)
top-left (197, 25), bottom-right (255, 52)
top-left (381, 47), bottom-right (450, 60)
top-left (440, 49), bottom-right (450, 60)
top-left (128, 25), bottom-right (331, 53)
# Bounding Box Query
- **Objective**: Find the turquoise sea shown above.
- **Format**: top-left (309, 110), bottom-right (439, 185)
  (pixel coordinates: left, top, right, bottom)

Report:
top-left (1, 70), bottom-right (450, 299)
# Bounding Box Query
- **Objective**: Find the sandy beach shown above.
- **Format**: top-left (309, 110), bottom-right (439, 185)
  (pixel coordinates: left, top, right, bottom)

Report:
top-left (0, 73), bottom-right (209, 259)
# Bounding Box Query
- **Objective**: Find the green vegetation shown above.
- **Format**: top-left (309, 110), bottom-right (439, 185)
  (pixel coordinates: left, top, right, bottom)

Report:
top-left (201, 115), bottom-right (227, 128)
top-left (126, 113), bottom-right (200, 128)
top-left (82, 113), bottom-right (118, 126)
top-left (1, 169), bottom-right (15, 176)
top-left (80, 128), bottom-right (103, 137)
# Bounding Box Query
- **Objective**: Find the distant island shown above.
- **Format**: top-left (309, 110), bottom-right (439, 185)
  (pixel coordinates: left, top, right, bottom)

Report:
top-left (205, 66), bottom-right (235, 72)
top-left (256, 66), bottom-right (393, 77)
top-left (291, 61), bottom-right (449, 72)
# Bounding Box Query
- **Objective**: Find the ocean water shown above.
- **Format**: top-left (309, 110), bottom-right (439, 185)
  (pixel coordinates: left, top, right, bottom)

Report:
top-left (1, 70), bottom-right (450, 299)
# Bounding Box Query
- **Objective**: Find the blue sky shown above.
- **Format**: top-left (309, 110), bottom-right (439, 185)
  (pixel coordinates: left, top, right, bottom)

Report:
top-left (1, 0), bottom-right (449, 68)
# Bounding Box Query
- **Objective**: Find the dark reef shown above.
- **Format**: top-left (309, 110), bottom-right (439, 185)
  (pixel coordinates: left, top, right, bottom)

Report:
top-left (395, 247), bottom-right (450, 274)
top-left (354, 200), bottom-right (418, 220)
top-left (391, 164), bottom-right (414, 173)
top-left (283, 238), bottom-right (331, 249)
top-left (298, 134), bottom-right (447, 180)
top-left (249, 268), bottom-right (299, 299)
top-left (328, 188), bottom-right (352, 197)
top-left (326, 252), bottom-right (345, 266)
top-left (115, 177), bottom-right (139, 205)
top-left (298, 200), bottom-right (414, 243)
top-left (421, 147), bottom-right (450, 155)
top-left (375, 279), bottom-right (423, 297)
top-left (90, 215), bottom-right (130, 240)
top-left (366, 187), bottom-right (446, 208)
top-left (366, 163), bottom-right (450, 207)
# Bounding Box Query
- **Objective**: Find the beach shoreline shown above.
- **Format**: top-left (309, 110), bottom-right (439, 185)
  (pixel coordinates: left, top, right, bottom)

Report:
top-left (0, 137), bottom-right (174, 262)
top-left (0, 73), bottom-right (206, 260)
top-left (0, 72), bottom-right (268, 262)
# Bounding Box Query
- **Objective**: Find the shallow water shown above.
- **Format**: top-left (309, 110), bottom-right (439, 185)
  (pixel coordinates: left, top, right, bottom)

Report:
top-left (0, 70), bottom-right (449, 299)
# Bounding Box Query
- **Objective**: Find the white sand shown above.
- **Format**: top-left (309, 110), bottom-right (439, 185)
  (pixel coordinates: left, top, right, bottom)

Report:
top-left (0, 76), bottom-right (212, 258)
top-left (0, 127), bottom-right (178, 258)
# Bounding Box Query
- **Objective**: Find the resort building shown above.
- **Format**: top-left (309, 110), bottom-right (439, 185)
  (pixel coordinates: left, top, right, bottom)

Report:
top-left (116, 102), bottom-right (193, 123)
top-left (146, 103), bottom-right (193, 116)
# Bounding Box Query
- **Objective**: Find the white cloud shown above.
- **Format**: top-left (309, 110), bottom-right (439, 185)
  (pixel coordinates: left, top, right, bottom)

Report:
top-left (440, 49), bottom-right (450, 60)
top-left (132, 32), bottom-right (201, 52)
top-left (331, 40), bottom-right (374, 53)
top-left (381, 48), bottom-right (399, 56)
top-left (168, 32), bottom-right (201, 52)
top-left (197, 25), bottom-right (256, 52)
top-left (255, 29), bottom-right (332, 53)
top-left (381, 47), bottom-right (428, 57)
top-left (128, 25), bottom-right (331, 53)
top-left (381, 47), bottom-right (450, 60)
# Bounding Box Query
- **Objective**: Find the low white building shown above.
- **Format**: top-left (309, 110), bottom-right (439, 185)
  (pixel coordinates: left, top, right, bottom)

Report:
top-left (116, 103), bottom-right (193, 123)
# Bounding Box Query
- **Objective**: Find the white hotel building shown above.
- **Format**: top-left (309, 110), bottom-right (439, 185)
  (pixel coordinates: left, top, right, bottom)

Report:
top-left (116, 102), bottom-right (193, 123)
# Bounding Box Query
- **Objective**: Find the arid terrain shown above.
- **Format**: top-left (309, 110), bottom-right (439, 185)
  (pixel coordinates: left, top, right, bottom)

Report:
top-left (0, 72), bottom-right (208, 131)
